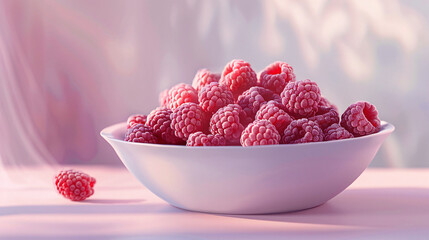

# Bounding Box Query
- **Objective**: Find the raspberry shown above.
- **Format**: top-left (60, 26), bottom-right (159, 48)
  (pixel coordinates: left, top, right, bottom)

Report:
top-left (237, 87), bottom-right (281, 124)
top-left (126, 114), bottom-right (147, 129)
top-left (210, 104), bottom-right (246, 145)
top-left (219, 59), bottom-right (257, 98)
top-left (167, 83), bottom-right (198, 110)
top-left (240, 120), bottom-right (281, 146)
top-left (170, 103), bottom-right (206, 141)
top-left (340, 101), bottom-right (381, 137)
top-left (147, 107), bottom-right (184, 144)
top-left (259, 61), bottom-right (296, 94)
top-left (324, 123), bottom-right (354, 141)
top-left (281, 79), bottom-right (321, 118)
top-left (261, 100), bottom-right (287, 111)
top-left (192, 69), bottom-right (221, 92)
top-left (159, 89), bottom-right (169, 107)
top-left (186, 132), bottom-right (226, 146)
top-left (198, 82), bottom-right (234, 114)
top-left (54, 169), bottom-right (96, 201)
top-left (282, 119), bottom-right (324, 144)
top-left (124, 124), bottom-right (158, 143)
top-left (256, 101), bottom-right (293, 134)
top-left (319, 96), bottom-right (339, 112)
top-left (308, 106), bottom-right (339, 130)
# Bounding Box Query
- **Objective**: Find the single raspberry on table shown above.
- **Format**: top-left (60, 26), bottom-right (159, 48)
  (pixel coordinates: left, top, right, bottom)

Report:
top-left (308, 106), bottom-right (339, 130)
top-left (147, 107), bottom-right (184, 144)
top-left (340, 101), bottom-right (381, 137)
top-left (240, 119), bottom-right (281, 146)
top-left (124, 124), bottom-right (158, 144)
top-left (281, 79), bottom-right (321, 118)
top-left (167, 83), bottom-right (199, 110)
top-left (210, 104), bottom-right (246, 145)
top-left (259, 61), bottom-right (296, 94)
top-left (256, 101), bottom-right (293, 134)
top-left (186, 132), bottom-right (226, 146)
top-left (198, 82), bottom-right (234, 114)
top-left (282, 119), bottom-right (324, 144)
top-left (237, 86), bottom-right (281, 124)
top-left (324, 123), bottom-right (354, 141)
top-left (219, 59), bottom-right (257, 99)
top-left (126, 114), bottom-right (147, 129)
top-left (192, 69), bottom-right (221, 92)
top-left (159, 89), bottom-right (169, 107)
top-left (54, 169), bottom-right (96, 201)
top-left (319, 96), bottom-right (339, 112)
top-left (170, 102), bottom-right (206, 141)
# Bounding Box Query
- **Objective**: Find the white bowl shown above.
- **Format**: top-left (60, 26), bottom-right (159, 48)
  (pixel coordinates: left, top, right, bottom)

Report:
top-left (101, 121), bottom-right (394, 214)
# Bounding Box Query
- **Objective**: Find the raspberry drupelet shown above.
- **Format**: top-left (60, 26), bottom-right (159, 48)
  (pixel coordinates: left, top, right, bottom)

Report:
top-left (147, 107), bottom-right (184, 144)
top-left (186, 132), bottom-right (226, 146)
top-left (281, 79), bottom-right (321, 118)
top-left (126, 114), bottom-right (147, 129)
top-left (324, 123), bottom-right (354, 141)
top-left (256, 101), bottom-right (293, 135)
top-left (340, 101), bottom-right (381, 137)
top-left (219, 59), bottom-right (257, 99)
top-left (167, 83), bottom-right (199, 110)
top-left (282, 119), bottom-right (324, 144)
top-left (210, 104), bottom-right (246, 145)
top-left (54, 169), bottom-right (96, 201)
top-left (170, 102), bottom-right (206, 141)
top-left (198, 82), bottom-right (234, 114)
top-left (237, 86), bottom-right (281, 124)
top-left (319, 96), bottom-right (339, 112)
top-left (124, 124), bottom-right (158, 144)
top-left (192, 69), bottom-right (221, 92)
top-left (259, 61), bottom-right (296, 94)
top-left (308, 106), bottom-right (340, 130)
top-left (240, 119), bottom-right (281, 146)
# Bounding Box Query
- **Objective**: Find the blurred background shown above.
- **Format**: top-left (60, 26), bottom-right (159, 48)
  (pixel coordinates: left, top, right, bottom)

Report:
top-left (0, 0), bottom-right (428, 174)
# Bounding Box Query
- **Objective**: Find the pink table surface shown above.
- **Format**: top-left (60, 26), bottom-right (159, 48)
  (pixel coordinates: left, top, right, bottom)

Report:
top-left (1, 166), bottom-right (428, 240)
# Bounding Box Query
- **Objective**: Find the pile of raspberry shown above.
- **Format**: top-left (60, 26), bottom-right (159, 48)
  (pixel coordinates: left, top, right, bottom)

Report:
top-left (124, 59), bottom-right (381, 147)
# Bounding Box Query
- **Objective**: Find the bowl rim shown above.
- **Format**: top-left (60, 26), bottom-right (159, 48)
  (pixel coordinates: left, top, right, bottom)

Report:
top-left (100, 121), bottom-right (395, 150)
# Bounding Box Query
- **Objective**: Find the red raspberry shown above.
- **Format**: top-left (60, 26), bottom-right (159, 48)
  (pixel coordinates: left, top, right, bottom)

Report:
top-left (124, 124), bottom-right (158, 143)
top-left (54, 169), bottom-right (96, 201)
top-left (282, 119), bottom-right (324, 144)
top-left (319, 96), bottom-right (339, 112)
top-left (192, 69), bottom-right (221, 92)
top-left (261, 100), bottom-right (287, 111)
top-left (308, 106), bottom-right (339, 130)
top-left (167, 83), bottom-right (198, 110)
top-left (159, 89), bottom-right (169, 107)
top-left (147, 107), bottom-right (184, 144)
top-left (170, 103), bottom-right (206, 141)
top-left (186, 132), bottom-right (226, 146)
top-left (237, 87), bottom-right (281, 124)
top-left (281, 79), bottom-right (321, 118)
top-left (126, 114), bottom-right (147, 129)
top-left (240, 120), bottom-right (281, 146)
top-left (340, 101), bottom-right (381, 137)
top-left (259, 61), bottom-right (296, 94)
top-left (210, 104), bottom-right (246, 145)
top-left (256, 101), bottom-right (293, 134)
top-left (198, 82), bottom-right (234, 114)
top-left (219, 59), bottom-right (257, 99)
top-left (324, 123), bottom-right (354, 141)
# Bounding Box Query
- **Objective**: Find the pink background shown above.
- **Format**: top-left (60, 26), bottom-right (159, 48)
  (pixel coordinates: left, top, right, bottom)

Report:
top-left (0, 0), bottom-right (428, 167)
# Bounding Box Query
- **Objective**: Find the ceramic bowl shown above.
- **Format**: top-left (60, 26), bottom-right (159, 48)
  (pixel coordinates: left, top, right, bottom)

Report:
top-left (101, 121), bottom-right (394, 214)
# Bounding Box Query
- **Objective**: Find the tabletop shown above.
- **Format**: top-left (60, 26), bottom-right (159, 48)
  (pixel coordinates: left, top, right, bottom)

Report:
top-left (1, 165), bottom-right (428, 240)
